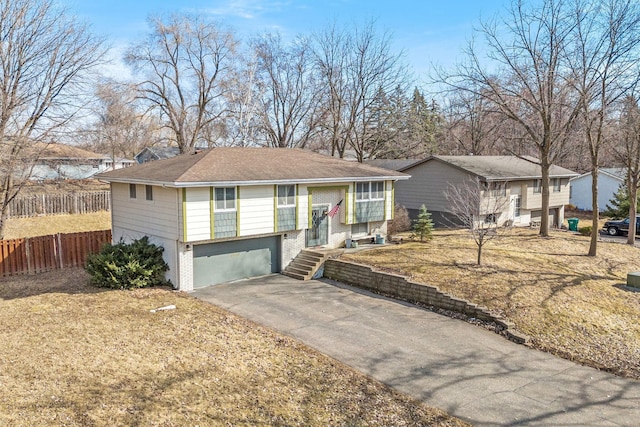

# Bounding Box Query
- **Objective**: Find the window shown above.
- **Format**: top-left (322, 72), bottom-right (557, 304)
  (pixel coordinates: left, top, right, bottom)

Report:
top-left (533, 179), bottom-right (542, 194)
top-left (489, 182), bottom-right (506, 197)
top-left (356, 181), bottom-right (384, 201)
top-left (351, 222), bottom-right (368, 235)
top-left (371, 181), bottom-right (384, 200)
top-left (277, 185), bottom-right (295, 206)
top-left (514, 196), bottom-right (521, 218)
top-left (145, 185), bottom-right (153, 201)
top-left (215, 187), bottom-right (236, 211)
top-left (129, 184), bottom-right (137, 199)
top-left (553, 178), bottom-right (561, 192)
top-left (356, 182), bottom-right (369, 200)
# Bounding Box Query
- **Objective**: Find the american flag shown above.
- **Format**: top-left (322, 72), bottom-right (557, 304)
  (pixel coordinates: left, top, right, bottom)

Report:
top-left (327, 199), bottom-right (343, 218)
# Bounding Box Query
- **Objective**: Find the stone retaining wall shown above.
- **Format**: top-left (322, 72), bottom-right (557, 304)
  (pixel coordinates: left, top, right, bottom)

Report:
top-left (323, 259), bottom-right (529, 344)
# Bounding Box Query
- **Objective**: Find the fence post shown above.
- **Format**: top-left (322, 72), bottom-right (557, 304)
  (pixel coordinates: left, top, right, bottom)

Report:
top-left (57, 233), bottom-right (64, 269)
top-left (25, 237), bottom-right (33, 274)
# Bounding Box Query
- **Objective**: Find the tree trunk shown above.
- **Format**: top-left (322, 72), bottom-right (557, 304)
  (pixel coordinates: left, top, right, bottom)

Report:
top-left (539, 155), bottom-right (551, 237)
top-left (477, 242), bottom-right (482, 265)
top-left (628, 180), bottom-right (638, 246)
top-left (588, 167), bottom-right (599, 256)
top-left (0, 203), bottom-right (9, 240)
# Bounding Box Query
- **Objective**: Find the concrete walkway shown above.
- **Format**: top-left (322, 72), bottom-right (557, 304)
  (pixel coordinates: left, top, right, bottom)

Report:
top-left (193, 275), bottom-right (640, 427)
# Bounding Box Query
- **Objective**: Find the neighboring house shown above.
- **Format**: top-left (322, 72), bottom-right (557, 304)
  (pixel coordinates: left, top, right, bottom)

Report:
top-left (104, 158), bottom-right (136, 171)
top-left (97, 147), bottom-right (409, 291)
top-left (30, 143), bottom-right (132, 180)
top-left (569, 168), bottom-right (625, 211)
top-left (378, 155), bottom-right (578, 228)
top-left (135, 146), bottom-right (181, 164)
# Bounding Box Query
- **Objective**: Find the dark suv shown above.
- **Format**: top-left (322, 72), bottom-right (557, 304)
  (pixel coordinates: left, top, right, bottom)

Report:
top-left (602, 215), bottom-right (640, 236)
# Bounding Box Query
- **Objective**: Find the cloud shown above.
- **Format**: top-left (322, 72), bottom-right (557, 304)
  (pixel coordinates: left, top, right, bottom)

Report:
top-left (204, 0), bottom-right (292, 20)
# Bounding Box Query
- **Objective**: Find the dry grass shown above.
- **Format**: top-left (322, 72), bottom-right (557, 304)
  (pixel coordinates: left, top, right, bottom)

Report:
top-left (3, 211), bottom-right (111, 239)
top-left (343, 228), bottom-right (640, 379)
top-left (0, 270), bottom-right (466, 426)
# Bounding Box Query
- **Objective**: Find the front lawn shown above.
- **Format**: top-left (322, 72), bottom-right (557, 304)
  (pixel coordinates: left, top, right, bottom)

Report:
top-left (342, 228), bottom-right (640, 379)
top-left (0, 270), bottom-right (466, 426)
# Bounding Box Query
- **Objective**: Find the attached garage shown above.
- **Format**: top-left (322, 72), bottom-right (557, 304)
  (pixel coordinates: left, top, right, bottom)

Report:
top-left (193, 236), bottom-right (281, 288)
top-left (531, 208), bottom-right (559, 227)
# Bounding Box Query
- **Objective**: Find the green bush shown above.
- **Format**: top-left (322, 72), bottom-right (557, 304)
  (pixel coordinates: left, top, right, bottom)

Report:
top-left (578, 226), bottom-right (592, 236)
top-left (411, 204), bottom-right (434, 242)
top-left (85, 236), bottom-right (171, 289)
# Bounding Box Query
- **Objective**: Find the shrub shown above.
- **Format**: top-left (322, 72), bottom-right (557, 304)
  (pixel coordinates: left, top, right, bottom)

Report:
top-left (388, 204), bottom-right (412, 235)
top-left (85, 236), bottom-right (171, 289)
top-left (411, 204), bottom-right (434, 242)
top-left (578, 226), bottom-right (592, 236)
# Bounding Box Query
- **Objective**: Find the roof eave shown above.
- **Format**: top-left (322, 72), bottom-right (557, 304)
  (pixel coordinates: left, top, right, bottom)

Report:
top-left (484, 173), bottom-right (579, 181)
top-left (97, 175), bottom-right (410, 187)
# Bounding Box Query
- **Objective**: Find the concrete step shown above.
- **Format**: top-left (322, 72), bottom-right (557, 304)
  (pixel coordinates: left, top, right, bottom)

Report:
top-left (283, 270), bottom-right (310, 281)
top-left (284, 250), bottom-right (329, 281)
top-left (297, 254), bottom-right (324, 264)
top-left (291, 257), bottom-right (318, 268)
top-left (285, 265), bottom-right (311, 276)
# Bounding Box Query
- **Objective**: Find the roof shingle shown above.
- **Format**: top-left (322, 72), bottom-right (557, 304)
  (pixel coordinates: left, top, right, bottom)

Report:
top-left (402, 155), bottom-right (578, 180)
top-left (97, 147), bottom-right (408, 186)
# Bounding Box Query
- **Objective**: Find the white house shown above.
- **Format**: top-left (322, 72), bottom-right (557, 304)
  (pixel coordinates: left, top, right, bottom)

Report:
top-left (370, 156), bottom-right (578, 228)
top-left (29, 142), bottom-right (133, 180)
top-left (97, 147), bottom-right (409, 291)
top-left (569, 168), bottom-right (625, 211)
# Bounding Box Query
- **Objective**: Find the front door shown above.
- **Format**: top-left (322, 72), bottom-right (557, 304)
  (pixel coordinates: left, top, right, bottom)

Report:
top-left (306, 206), bottom-right (328, 247)
top-left (510, 195), bottom-right (521, 222)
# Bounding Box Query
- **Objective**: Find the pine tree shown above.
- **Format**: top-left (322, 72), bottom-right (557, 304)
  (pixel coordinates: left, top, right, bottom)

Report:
top-left (603, 184), bottom-right (640, 218)
top-left (412, 204), bottom-right (434, 242)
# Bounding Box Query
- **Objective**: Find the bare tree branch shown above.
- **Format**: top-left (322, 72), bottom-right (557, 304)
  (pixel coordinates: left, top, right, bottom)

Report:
top-left (0, 0), bottom-right (105, 238)
top-left (126, 14), bottom-right (237, 153)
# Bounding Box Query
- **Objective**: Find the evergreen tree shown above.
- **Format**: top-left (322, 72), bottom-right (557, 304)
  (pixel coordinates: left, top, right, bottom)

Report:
top-left (604, 184), bottom-right (640, 218)
top-left (412, 204), bottom-right (434, 242)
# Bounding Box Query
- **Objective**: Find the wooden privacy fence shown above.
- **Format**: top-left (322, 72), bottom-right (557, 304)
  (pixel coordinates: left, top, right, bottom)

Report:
top-left (7, 191), bottom-right (111, 218)
top-left (0, 229), bottom-right (112, 276)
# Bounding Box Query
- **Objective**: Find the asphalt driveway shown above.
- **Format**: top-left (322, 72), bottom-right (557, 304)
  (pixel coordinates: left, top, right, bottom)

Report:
top-left (193, 274), bottom-right (640, 427)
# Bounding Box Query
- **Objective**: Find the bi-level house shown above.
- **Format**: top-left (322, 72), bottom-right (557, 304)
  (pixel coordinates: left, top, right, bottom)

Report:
top-left (370, 155), bottom-right (577, 228)
top-left (97, 147), bottom-right (408, 291)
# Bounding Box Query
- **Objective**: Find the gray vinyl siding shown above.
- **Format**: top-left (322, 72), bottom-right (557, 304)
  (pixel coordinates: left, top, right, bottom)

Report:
top-left (214, 211), bottom-right (237, 238)
top-left (395, 160), bottom-right (473, 212)
top-left (355, 200), bottom-right (385, 223)
top-left (111, 182), bottom-right (179, 240)
top-left (277, 207), bottom-right (296, 231)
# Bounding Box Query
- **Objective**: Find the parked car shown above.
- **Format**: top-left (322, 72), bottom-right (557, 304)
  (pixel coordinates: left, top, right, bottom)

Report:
top-left (602, 215), bottom-right (640, 236)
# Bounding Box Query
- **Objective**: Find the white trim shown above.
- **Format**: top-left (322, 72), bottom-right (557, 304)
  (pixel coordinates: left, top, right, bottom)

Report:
top-left (98, 175), bottom-right (410, 188)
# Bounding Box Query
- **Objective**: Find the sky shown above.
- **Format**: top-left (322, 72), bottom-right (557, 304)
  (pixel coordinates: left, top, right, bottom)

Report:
top-left (60, 0), bottom-right (508, 83)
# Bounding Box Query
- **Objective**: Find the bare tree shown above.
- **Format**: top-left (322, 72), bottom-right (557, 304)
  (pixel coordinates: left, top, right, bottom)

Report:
top-left (0, 0), bottom-right (104, 238)
top-left (567, 0), bottom-right (640, 255)
top-left (224, 52), bottom-right (261, 146)
top-left (444, 178), bottom-right (511, 265)
top-left (614, 96), bottom-right (640, 244)
top-left (313, 23), bottom-right (350, 157)
top-left (442, 87), bottom-right (502, 155)
top-left (314, 21), bottom-right (410, 161)
top-left (252, 33), bottom-right (322, 148)
top-left (441, 0), bottom-right (582, 237)
top-left (84, 81), bottom-right (162, 160)
top-left (126, 14), bottom-right (237, 153)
